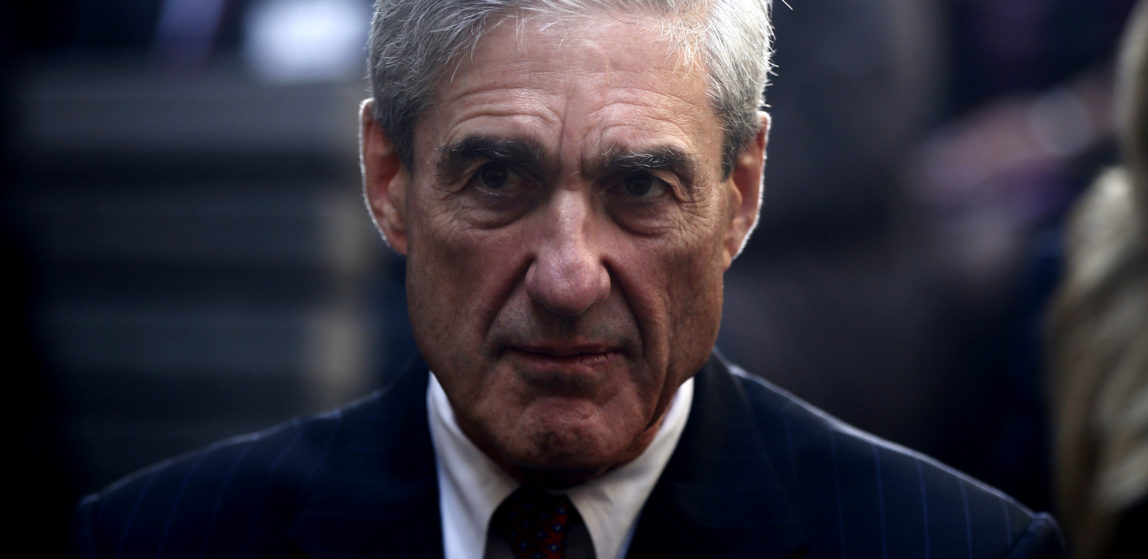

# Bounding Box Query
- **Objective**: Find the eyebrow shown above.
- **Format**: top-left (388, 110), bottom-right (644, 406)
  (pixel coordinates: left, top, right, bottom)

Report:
top-left (597, 144), bottom-right (702, 187)
top-left (436, 135), bottom-right (547, 182)
top-left (435, 135), bottom-right (704, 188)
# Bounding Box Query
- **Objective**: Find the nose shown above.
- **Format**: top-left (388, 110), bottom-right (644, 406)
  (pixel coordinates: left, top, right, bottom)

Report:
top-left (524, 189), bottom-right (611, 317)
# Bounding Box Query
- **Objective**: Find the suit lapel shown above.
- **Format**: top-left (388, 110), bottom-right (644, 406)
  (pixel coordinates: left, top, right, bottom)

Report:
top-left (628, 353), bottom-right (808, 559)
top-left (287, 355), bottom-right (445, 559)
top-left (282, 352), bottom-right (808, 558)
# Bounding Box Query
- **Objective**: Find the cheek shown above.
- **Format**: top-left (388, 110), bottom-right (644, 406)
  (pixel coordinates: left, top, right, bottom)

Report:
top-left (404, 202), bottom-right (528, 348)
top-left (621, 224), bottom-right (727, 375)
top-left (665, 240), bottom-right (725, 363)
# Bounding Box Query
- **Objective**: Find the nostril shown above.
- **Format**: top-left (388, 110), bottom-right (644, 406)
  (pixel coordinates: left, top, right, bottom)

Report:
top-left (524, 250), bottom-right (611, 317)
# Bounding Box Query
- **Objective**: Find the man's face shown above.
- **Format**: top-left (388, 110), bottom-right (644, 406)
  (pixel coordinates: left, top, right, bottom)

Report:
top-left (363, 13), bottom-right (765, 485)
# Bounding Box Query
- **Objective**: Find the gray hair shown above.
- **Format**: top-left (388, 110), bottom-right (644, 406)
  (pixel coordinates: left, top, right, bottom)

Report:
top-left (367, 0), bottom-right (773, 177)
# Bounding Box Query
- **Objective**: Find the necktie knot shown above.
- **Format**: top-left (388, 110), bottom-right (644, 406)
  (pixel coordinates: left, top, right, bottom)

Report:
top-left (492, 487), bottom-right (578, 559)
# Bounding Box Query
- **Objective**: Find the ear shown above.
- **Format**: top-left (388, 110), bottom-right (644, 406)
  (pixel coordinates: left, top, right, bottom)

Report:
top-left (722, 112), bottom-right (769, 268)
top-left (360, 98), bottom-right (410, 255)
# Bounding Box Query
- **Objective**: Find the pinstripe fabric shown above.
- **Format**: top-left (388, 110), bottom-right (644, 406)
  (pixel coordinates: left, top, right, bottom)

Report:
top-left (72, 353), bottom-right (1064, 558)
top-left (623, 355), bottom-right (1063, 559)
top-left (73, 354), bottom-right (442, 559)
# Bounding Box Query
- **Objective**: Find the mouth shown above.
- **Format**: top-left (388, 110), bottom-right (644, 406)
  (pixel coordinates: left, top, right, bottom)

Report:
top-left (505, 343), bottom-right (622, 379)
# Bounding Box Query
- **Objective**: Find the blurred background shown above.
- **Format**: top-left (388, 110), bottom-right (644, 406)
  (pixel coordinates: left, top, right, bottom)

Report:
top-left (2, 0), bottom-right (1141, 555)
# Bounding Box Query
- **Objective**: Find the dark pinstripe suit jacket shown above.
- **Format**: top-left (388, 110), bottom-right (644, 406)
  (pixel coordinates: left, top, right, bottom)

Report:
top-left (73, 353), bottom-right (1064, 558)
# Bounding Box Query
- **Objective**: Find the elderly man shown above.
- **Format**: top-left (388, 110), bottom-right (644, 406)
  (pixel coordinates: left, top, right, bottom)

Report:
top-left (73, 1), bottom-right (1064, 557)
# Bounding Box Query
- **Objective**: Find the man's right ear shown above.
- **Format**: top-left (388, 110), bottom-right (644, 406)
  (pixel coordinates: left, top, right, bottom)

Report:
top-left (360, 98), bottom-right (410, 255)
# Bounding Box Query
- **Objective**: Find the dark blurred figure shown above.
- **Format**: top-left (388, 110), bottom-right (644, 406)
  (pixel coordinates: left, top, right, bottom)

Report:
top-left (720, 0), bottom-right (951, 486)
top-left (723, 0), bottom-right (1137, 518)
top-left (1047, 2), bottom-right (1148, 557)
top-left (900, 0), bottom-right (1138, 513)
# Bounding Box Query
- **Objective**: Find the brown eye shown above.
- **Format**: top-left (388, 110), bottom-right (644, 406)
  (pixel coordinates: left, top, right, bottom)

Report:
top-left (478, 164), bottom-right (510, 189)
top-left (621, 174), bottom-right (668, 199)
top-left (471, 163), bottom-right (536, 195)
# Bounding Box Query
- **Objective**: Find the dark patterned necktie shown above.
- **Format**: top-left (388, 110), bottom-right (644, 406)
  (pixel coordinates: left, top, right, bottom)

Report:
top-left (492, 487), bottom-right (579, 559)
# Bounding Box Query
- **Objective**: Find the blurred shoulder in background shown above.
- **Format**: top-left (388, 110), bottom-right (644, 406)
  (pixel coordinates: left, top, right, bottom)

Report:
top-left (1047, 2), bottom-right (1148, 557)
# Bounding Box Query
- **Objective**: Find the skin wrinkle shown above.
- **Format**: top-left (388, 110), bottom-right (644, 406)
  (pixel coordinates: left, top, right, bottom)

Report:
top-left (436, 136), bottom-right (550, 188)
top-left (363, 10), bottom-right (765, 487)
top-left (439, 137), bottom-right (703, 217)
top-left (596, 145), bottom-right (701, 186)
top-left (433, 73), bottom-right (709, 233)
top-left (370, 0), bottom-right (771, 178)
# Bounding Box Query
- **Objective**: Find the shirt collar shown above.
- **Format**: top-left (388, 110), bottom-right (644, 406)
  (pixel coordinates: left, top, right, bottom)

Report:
top-left (428, 372), bottom-right (694, 559)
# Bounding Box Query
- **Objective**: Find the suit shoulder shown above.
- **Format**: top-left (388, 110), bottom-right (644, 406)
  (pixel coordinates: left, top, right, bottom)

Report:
top-left (73, 390), bottom-right (387, 558)
top-left (725, 365), bottom-right (1065, 558)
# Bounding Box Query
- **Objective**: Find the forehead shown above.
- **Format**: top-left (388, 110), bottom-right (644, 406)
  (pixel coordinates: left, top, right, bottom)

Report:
top-left (415, 12), bottom-right (722, 173)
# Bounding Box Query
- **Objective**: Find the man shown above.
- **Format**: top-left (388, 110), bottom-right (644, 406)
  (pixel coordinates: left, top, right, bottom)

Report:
top-left (73, 1), bottom-right (1064, 557)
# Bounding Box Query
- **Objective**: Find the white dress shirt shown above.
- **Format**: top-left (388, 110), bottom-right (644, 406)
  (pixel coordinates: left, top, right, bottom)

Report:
top-left (428, 372), bottom-right (694, 559)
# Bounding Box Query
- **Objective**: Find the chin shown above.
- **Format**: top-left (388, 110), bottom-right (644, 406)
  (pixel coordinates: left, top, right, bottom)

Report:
top-left (497, 408), bottom-right (652, 487)
top-left (501, 444), bottom-right (616, 489)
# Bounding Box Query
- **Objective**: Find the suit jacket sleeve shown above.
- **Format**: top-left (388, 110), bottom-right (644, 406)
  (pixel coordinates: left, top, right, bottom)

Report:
top-left (1007, 513), bottom-right (1065, 558)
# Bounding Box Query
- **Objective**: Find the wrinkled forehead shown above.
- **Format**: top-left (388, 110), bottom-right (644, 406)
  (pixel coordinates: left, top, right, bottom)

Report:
top-left (416, 12), bottom-right (721, 174)
top-left (442, 5), bottom-right (707, 89)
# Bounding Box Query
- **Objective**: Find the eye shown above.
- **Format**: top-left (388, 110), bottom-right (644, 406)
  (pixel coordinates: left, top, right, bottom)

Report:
top-left (619, 174), bottom-right (669, 199)
top-left (477, 164), bottom-right (508, 189)
top-left (471, 162), bottom-right (532, 194)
